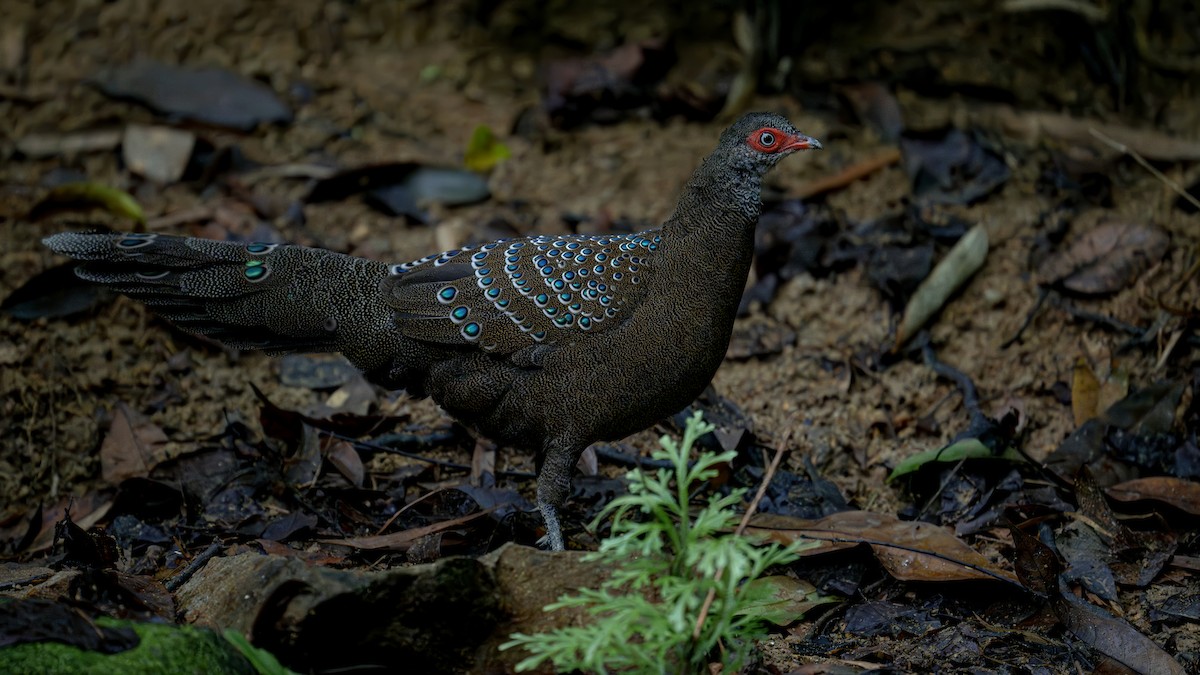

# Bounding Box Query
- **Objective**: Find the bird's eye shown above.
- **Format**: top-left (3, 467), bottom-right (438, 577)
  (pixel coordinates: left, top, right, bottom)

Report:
top-left (759, 131), bottom-right (776, 146)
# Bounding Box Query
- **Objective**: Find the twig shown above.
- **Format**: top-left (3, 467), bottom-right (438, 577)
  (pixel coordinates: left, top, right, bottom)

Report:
top-left (795, 147), bottom-right (902, 200)
top-left (164, 542), bottom-right (222, 592)
top-left (735, 428), bottom-right (793, 536)
top-left (374, 487), bottom-right (452, 536)
top-left (0, 572), bottom-right (53, 592)
top-left (921, 338), bottom-right (1075, 490)
top-left (921, 338), bottom-right (987, 430)
top-left (918, 339), bottom-right (1048, 490)
top-left (145, 206), bottom-right (215, 231)
top-left (369, 429), bottom-right (461, 450)
top-left (1055, 297), bottom-right (1145, 336)
top-left (323, 431), bottom-right (536, 479)
top-left (593, 443), bottom-right (679, 470)
top-left (1000, 0), bottom-right (1106, 22)
top-left (1088, 127), bottom-right (1200, 211)
top-left (692, 425), bottom-right (793, 640)
top-left (1000, 286), bottom-right (1050, 349)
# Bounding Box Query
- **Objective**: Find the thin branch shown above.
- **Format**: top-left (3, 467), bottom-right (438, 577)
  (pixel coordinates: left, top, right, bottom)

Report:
top-left (1001, 0), bottom-right (1107, 22)
top-left (323, 430), bottom-right (536, 479)
top-left (795, 147), bottom-right (901, 200)
top-left (693, 425), bottom-right (794, 640)
top-left (165, 541), bottom-right (222, 592)
top-left (922, 338), bottom-right (987, 429)
top-left (1088, 127), bottom-right (1200, 211)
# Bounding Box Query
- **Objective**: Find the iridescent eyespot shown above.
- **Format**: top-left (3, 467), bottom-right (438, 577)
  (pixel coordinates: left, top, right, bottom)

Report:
top-left (117, 235), bottom-right (155, 249)
top-left (244, 260), bottom-right (269, 281)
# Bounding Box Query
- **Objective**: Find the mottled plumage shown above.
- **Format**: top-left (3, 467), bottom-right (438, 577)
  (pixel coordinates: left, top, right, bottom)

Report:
top-left (43, 112), bottom-right (821, 550)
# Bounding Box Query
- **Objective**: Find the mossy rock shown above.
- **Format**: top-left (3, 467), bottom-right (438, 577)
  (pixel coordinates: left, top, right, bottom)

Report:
top-left (0, 617), bottom-right (254, 675)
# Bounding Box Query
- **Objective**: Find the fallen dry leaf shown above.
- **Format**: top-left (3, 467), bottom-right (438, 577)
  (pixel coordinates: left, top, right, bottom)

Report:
top-left (101, 402), bottom-right (170, 484)
top-left (1037, 222), bottom-right (1170, 295)
top-left (91, 61), bottom-right (292, 130)
top-left (749, 510), bottom-right (1020, 585)
top-left (1107, 477), bottom-right (1200, 516)
top-left (1057, 589), bottom-right (1187, 675)
top-left (895, 223), bottom-right (989, 348)
top-left (320, 508), bottom-right (496, 552)
top-left (324, 439), bottom-right (364, 488)
top-left (28, 493), bottom-right (114, 553)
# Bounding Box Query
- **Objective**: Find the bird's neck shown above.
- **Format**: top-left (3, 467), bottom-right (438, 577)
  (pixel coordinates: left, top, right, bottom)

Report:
top-left (652, 158), bottom-right (763, 328)
top-left (662, 156), bottom-right (763, 254)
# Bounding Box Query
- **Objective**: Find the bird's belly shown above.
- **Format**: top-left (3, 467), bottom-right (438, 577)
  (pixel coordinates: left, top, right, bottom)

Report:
top-left (485, 319), bottom-right (727, 448)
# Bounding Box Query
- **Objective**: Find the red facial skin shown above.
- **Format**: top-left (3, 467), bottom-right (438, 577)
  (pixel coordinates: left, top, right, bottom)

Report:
top-left (747, 127), bottom-right (821, 153)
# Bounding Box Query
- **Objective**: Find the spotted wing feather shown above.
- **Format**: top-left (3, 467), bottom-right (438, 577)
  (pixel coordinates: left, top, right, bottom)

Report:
top-left (381, 230), bottom-right (660, 354)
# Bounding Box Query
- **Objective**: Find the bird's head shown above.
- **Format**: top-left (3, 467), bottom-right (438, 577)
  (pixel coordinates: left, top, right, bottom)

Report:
top-left (719, 111), bottom-right (822, 175)
top-left (671, 111), bottom-right (823, 225)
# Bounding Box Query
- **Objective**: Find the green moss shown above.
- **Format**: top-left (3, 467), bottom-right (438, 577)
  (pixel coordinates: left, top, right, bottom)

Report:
top-left (0, 617), bottom-right (254, 675)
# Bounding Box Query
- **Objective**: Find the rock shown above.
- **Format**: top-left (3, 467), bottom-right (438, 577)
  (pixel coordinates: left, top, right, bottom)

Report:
top-left (174, 544), bottom-right (603, 674)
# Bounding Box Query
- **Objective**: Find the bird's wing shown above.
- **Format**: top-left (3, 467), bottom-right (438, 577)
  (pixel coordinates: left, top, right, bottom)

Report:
top-left (380, 230), bottom-right (661, 355)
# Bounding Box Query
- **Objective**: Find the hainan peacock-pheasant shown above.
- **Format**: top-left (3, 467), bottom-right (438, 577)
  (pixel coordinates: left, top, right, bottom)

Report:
top-left (44, 111), bottom-right (822, 550)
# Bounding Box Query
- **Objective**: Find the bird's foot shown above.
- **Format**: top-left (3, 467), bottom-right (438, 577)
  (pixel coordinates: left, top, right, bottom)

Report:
top-left (537, 500), bottom-right (566, 551)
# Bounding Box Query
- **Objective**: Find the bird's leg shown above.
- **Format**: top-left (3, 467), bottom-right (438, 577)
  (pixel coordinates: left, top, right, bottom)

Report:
top-left (536, 440), bottom-right (584, 551)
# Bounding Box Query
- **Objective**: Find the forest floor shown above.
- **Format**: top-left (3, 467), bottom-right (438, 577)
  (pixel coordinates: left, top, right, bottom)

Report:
top-left (2, 0), bottom-right (1198, 673)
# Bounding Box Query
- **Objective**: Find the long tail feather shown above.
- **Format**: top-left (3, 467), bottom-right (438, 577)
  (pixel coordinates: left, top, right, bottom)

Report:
top-left (42, 232), bottom-right (397, 368)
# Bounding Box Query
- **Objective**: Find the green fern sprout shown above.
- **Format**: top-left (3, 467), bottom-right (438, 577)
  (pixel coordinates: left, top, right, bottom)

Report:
top-left (501, 412), bottom-right (802, 673)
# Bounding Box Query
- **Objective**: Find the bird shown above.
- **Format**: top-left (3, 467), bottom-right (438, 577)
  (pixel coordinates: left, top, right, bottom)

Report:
top-left (43, 111), bottom-right (821, 550)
